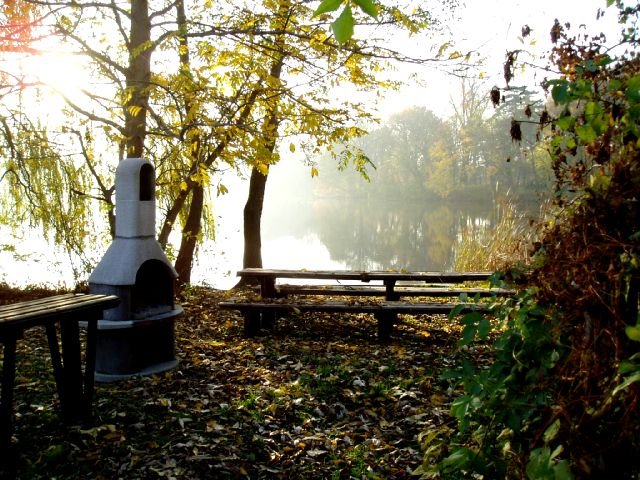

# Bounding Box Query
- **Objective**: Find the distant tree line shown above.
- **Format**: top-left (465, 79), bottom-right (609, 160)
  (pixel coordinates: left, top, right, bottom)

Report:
top-left (313, 79), bottom-right (553, 203)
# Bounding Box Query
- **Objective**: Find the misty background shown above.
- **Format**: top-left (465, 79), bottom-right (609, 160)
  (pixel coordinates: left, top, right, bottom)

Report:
top-left (0, 0), bottom-right (618, 288)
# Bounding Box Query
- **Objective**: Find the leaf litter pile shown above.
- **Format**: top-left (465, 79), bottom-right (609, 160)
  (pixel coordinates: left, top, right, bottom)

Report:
top-left (1, 285), bottom-right (489, 479)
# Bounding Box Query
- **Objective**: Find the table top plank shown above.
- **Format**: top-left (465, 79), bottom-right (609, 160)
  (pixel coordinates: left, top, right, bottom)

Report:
top-left (237, 268), bottom-right (493, 283)
top-left (0, 294), bottom-right (120, 329)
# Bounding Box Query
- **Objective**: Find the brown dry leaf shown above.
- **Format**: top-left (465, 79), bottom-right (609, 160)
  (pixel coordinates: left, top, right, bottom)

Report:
top-left (1, 285), bottom-right (483, 479)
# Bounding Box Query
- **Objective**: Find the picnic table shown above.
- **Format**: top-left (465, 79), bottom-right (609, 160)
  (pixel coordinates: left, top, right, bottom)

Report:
top-left (238, 268), bottom-right (496, 300)
top-left (0, 293), bottom-right (119, 455)
top-left (220, 268), bottom-right (510, 340)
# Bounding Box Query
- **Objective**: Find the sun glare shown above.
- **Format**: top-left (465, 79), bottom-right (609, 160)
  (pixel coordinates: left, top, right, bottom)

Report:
top-left (26, 49), bottom-right (89, 99)
top-left (5, 42), bottom-right (94, 122)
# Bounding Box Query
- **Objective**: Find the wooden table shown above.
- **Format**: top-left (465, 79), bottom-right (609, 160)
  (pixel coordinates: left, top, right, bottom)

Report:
top-left (222, 269), bottom-right (501, 339)
top-left (238, 268), bottom-right (494, 300)
top-left (0, 293), bottom-right (119, 454)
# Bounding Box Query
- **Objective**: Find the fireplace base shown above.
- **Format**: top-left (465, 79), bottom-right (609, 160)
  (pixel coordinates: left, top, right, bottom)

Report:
top-left (94, 307), bottom-right (183, 383)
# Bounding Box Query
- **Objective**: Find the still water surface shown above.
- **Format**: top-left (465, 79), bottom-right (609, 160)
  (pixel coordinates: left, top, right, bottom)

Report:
top-left (190, 188), bottom-right (503, 290)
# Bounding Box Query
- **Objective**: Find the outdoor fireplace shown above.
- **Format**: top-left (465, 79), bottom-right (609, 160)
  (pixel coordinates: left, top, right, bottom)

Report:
top-left (89, 157), bottom-right (182, 382)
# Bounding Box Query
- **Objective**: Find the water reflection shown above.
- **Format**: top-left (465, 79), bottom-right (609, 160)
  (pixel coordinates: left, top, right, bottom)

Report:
top-left (310, 198), bottom-right (498, 271)
top-left (0, 188), bottom-right (519, 290)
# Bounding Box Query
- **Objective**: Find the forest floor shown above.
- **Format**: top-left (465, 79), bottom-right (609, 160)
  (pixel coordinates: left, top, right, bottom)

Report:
top-left (0, 284), bottom-right (491, 480)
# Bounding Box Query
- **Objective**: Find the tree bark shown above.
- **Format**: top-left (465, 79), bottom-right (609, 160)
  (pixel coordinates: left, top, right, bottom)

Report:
top-left (242, 166), bottom-right (269, 271)
top-left (171, 0), bottom-right (200, 291)
top-left (174, 183), bottom-right (204, 288)
top-left (236, 0), bottom-right (287, 286)
top-left (125, 0), bottom-right (150, 158)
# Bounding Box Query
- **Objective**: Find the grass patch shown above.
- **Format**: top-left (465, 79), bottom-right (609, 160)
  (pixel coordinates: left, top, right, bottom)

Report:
top-left (451, 197), bottom-right (550, 271)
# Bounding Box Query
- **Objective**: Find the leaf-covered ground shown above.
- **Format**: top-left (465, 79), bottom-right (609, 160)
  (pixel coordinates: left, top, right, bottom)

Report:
top-left (0, 285), bottom-right (483, 479)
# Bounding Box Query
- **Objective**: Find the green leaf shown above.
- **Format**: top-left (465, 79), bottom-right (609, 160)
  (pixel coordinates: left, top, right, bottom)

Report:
top-left (619, 359), bottom-right (640, 374)
top-left (576, 124), bottom-right (597, 143)
top-left (478, 318), bottom-right (492, 339)
top-left (543, 418), bottom-right (561, 443)
top-left (554, 460), bottom-right (574, 480)
top-left (527, 447), bottom-right (553, 479)
top-left (626, 75), bottom-right (640, 102)
top-left (584, 60), bottom-right (598, 72)
top-left (608, 78), bottom-right (622, 92)
top-left (551, 82), bottom-right (570, 105)
top-left (458, 325), bottom-right (476, 346)
top-left (584, 101), bottom-right (601, 118)
top-left (625, 324), bottom-right (640, 342)
top-left (555, 116), bottom-right (575, 130)
top-left (596, 55), bottom-right (613, 67)
top-left (450, 395), bottom-right (470, 420)
top-left (313, 0), bottom-right (343, 17)
top-left (449, 303), bottom-right (466, 317)
top-left (354, 0), bottom-right (378, 18)
top-left (457, 311), bottom-right (484, 346)
top-left (441, 447), bottom-right (471, 468)
top-left (612, 372), bottom-right (640, 397)
top-left (331, 5), bottom-right (354, 44)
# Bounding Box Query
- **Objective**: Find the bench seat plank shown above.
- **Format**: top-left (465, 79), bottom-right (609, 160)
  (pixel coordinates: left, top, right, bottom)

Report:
top-left (219, 299), bottom-right (489, 314)
top-left (219, 299), bottom-right (492, 340)
top-left (275, 284), bottom-right (512, 298)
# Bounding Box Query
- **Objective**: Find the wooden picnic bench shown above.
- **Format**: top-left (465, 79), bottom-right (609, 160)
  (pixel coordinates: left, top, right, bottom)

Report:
top-left (220, 269), bottom-right (508, 340)
top-left (237, 268), bottom-right (497, 300)
top-left (0, 293), bottom-right (119, 454)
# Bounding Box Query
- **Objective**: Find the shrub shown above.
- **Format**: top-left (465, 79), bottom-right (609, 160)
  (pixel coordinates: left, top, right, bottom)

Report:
top-left (418, 3), bottom-right (640, 478)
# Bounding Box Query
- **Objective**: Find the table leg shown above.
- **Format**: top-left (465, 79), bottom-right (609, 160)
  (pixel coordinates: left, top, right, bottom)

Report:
top-left (83, 318), bottom-right (98, 418)
top-left (259, 277), bottom-right (278, 331)
top-left (244, 312), bottom-right (260, 337)
top-left (384, 280), bottom-right (400, 301)
top-left (59, 320), bottom-right (83, 423)
top-left (376, 312), bottom-right (395, 342)
top-left (1, 336), bottom-right (17, 454)
top-left (45, 324), bottom-right (65, 409)
top-left (260, 277), bottom-right (277, 298)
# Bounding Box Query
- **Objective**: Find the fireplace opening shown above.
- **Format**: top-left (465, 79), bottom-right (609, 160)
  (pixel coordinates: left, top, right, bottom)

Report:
top-left (132, 259), bottom-right (174, 319)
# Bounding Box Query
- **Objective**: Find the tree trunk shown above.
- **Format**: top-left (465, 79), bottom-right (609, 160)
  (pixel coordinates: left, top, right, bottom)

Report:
top-left (125, 0), bottom-right (150, 158)
top-left (242, 166), bottom-right (269, 271)
top-left (174, 183), bottom-right (204, 289)
top-left (236, 1), bottom-right (287, 286)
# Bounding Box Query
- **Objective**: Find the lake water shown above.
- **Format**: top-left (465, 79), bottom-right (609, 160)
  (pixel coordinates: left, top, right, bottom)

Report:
top-left (189, 176), bottom-right (506, 290)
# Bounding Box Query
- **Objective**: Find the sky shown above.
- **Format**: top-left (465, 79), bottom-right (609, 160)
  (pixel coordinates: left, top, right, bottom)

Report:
top-left (375, 0), bottom-right (622, 119)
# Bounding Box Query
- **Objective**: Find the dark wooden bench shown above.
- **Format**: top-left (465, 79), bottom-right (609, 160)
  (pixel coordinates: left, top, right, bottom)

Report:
top-left (219, 299), bottom-right (493, 340)
top-left (0, 293), bottom-right (119, 454)
top-left (275, 284), bottom-right (513, 298)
